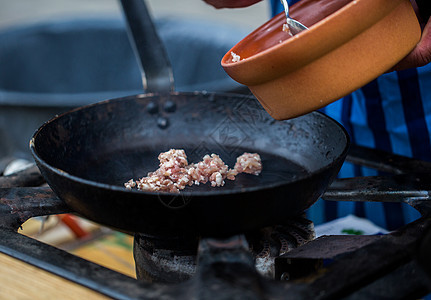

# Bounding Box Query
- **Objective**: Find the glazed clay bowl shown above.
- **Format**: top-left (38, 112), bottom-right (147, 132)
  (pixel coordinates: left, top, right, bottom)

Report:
top-left (221, 0), bottom-right (422, 120)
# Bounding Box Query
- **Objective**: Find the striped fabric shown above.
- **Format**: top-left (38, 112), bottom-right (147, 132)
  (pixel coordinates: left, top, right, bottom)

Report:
top-left (270, 0), bottom-right (428, 230)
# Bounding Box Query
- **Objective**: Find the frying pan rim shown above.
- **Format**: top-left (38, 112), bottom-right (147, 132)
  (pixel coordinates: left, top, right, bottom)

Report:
top-left (29, 91), bottom-right (350, 197)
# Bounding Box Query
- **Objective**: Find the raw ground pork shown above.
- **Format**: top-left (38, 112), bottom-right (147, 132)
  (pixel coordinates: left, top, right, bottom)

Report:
top-left (124, 149), bottom-right (262, 193)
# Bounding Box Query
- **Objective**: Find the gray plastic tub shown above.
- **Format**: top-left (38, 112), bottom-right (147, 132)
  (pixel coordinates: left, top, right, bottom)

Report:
top-left (0, 17), bottom-right (247, 159)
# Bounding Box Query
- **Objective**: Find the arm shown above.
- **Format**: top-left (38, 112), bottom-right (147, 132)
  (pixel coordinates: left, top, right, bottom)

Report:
top-left (203, 0), bottom-right (262, 8)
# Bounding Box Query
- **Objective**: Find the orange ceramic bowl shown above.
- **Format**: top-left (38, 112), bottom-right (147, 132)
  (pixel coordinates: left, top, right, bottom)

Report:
top-left (221, 0), bottom-right (421, 120)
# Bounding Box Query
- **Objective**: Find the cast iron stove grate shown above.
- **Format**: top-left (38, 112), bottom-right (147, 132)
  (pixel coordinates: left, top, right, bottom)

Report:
top-left (1, 145), bottom-right (431, 299)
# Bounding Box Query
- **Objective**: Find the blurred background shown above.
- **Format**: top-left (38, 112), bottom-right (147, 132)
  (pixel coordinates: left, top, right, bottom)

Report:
top-left (0, 0), bottom-right (269, 30)
top-left (0, 0), bottom-right (270, 160)
top-left (0, 0), bottom-right (271, 279)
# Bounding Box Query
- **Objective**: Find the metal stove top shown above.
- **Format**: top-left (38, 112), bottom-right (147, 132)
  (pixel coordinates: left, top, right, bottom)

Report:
top-left (1, 145), bottom-right (431, 299)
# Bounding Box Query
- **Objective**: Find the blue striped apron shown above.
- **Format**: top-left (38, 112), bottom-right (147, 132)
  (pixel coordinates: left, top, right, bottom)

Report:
top-left (270, 0), bottom-right (428, 230)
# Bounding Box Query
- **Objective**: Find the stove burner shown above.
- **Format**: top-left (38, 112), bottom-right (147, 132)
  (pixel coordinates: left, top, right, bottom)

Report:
top-left (133, 234), bottom-right (199, 283)
top-left (248, 216), bottom-right (315, 279)
top-left (133, 215), bottom-right (315, 283)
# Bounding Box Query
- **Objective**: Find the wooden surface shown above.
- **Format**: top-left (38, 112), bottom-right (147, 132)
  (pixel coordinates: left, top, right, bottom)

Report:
top-left (0, 252), bottom-right (109, 299)
top-left (19, 217), bottom-right (136, 278)
top-left (70, 232), bottom-right (136, 278)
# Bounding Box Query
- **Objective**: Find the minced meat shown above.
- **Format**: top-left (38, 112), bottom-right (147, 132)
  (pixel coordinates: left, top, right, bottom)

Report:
top-left (124, 149), bottom-right (262, 193)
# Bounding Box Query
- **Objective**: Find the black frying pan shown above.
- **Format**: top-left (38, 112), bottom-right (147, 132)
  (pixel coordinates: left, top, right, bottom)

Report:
top-left (29, 0), bottom-right (350, 237)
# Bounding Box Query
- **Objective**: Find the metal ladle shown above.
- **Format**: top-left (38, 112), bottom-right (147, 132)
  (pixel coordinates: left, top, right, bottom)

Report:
top-left (280, 0), bottom-right (308, 36)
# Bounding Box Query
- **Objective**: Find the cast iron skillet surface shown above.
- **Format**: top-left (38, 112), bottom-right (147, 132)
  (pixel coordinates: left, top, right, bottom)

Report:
top-left (31, 92), bottom-right (349, 237)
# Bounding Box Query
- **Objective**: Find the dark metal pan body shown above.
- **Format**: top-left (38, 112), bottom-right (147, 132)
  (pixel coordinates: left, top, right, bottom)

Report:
top-left (30, 92), bottom-right (349, 237)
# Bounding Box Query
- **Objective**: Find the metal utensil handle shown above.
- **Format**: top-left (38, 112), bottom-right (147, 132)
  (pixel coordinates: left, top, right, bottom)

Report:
top-left (119, 0), bottom-right (175, 93)
top-left (280, 0), bottom-right (290, 18)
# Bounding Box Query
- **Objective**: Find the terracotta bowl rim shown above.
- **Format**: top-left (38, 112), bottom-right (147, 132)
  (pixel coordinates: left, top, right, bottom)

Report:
top-left (221, 0), bottom-right (404, 74)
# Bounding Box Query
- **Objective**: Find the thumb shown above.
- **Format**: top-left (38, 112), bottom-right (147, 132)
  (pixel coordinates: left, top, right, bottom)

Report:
top-left (392, 17), bottom-right (431, 71)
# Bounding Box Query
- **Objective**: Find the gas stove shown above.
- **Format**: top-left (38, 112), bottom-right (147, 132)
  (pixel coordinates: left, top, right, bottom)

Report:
top-left (1, 145), bottom-right (431, 299)
top-left (133, 215), bottom-right (315, 283)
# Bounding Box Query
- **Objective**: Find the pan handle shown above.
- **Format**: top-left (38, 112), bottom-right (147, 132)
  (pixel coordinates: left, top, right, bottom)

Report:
top-left (119, 0), bottom-right (175, 93)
